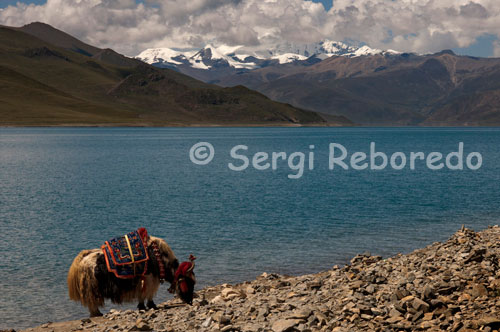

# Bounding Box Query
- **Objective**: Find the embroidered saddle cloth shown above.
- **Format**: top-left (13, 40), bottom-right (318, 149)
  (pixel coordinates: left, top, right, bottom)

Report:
top-left (101, 228), bottom-right (149, 279)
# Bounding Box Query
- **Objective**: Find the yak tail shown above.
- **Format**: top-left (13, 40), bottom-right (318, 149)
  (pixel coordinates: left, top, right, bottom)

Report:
top-left (67, 249), bottom-right (101, 304)
top-left (68, 249), bottom-right (92, 301)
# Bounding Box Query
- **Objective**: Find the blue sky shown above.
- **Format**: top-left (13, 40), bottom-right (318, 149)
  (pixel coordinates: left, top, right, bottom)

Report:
top-left (0, 0), bottom-right (44, 7)
top-left (312, 0), bottom-right (333, 10)
top-left (1, 0), bottom-right (497, 57)
top-left (2, 0), bottom-right (334, 10)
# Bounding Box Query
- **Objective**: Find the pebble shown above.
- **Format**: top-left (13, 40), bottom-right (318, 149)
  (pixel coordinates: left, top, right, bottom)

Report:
top-left (271, 319), bottom-right (300, 332)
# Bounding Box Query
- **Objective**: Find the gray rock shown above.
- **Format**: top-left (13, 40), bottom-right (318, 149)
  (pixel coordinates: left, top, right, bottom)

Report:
top-left (271, 319), bottom-right (301, 332)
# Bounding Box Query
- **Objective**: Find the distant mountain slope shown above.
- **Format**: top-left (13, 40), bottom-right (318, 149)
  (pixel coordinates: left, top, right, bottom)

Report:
top-left (216, 51), bottom-right (500, 126)
top-left (17, 22), bottom-right (140, 68)
top-left (0, 24), bottom-right (345, 126)
top-left (16, 22), bottom-right (101, 56)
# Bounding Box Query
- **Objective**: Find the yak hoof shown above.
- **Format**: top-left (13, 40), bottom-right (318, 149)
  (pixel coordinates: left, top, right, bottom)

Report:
top-left (90, 311), bottom-right (103, 317)
top-left (137, 302), bottom-right (147, 311)
top-left (146, 300), bottom-right (158, 310)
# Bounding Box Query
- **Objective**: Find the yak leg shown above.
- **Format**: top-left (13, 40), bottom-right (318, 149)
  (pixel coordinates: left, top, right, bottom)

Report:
top-left (146, 299), bottom-right (158, 310)
top-left (138, 299), bottom-right (157, 310)
top-left (137, 301), bottom-right (147, 311)
top-left (141, 274), bottom-right (160, 310)
top-left (89, 305), bottom-right (103, 317)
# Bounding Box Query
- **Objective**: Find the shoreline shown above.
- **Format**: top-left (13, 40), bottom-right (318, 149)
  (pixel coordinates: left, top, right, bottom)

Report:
top-left (14, 225), bottom-right (500, 332)
top-left (0, 123), bottom-right (346, 129)
top-left (3, 124), bottom-right (500, 129)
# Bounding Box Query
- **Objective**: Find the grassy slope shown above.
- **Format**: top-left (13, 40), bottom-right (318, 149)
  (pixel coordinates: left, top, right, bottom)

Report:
top-left (0, 65), bottom-right (137, 125)
top-left (0, 27), bottom-right (141, 125)
top-left (0, 26), bottom-right (340, 126)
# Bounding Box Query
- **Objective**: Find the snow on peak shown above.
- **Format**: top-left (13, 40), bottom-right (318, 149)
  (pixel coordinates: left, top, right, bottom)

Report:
top-left (350, 45), bottom-right (383, 57)
top-left (135, 41), bottom-right (402, 71)
top-left (320, 40), bottom-right (356, 55)
top-left (136, 48), bottom-right (187, 65)
top-left (215, 44), bottom-right (243, 56)
top-left (191, 45), bottom-right (259, 69)
top-left (385, 49), bottom-right (402, 55)
top-left (345, 46), bottom-right (403, 57)
top-left (198, 44), bottom-right (225, 60)
top-left (271, 53), bottom-right (308, 64)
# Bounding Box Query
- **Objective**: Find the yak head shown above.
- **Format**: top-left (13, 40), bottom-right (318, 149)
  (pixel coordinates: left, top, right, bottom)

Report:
top-left (171, 255), bottom-right (196, 305)
top-left (149, 236), bottom-right (196, 304)
top-left (145, 230), bottom-right (196, 305)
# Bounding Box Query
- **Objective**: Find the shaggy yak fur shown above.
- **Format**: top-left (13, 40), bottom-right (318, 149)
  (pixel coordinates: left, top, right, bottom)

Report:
top-left (67, 235), bottom-right (193, 317)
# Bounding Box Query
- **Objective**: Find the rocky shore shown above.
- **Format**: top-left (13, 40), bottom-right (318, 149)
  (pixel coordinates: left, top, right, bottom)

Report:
top-left (18, 226), bottom-right (500, 332)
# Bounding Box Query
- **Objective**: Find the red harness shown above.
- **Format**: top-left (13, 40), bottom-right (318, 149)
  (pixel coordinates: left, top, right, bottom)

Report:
top-left (173, 255), bottom-right (196, 293)
top-left (150, 241), bottom-right (166, 283)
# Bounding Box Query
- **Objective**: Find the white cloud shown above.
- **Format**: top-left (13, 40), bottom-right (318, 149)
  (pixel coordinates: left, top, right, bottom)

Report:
top-left (323, 0), bottom-right (500, 55)
top-left (0, 0), bottom-right (498, 56)
top-left (494, 41), bottom-right (500, 57)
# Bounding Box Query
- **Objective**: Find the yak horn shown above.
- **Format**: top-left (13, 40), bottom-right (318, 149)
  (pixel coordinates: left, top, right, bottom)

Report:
top-left (187, 254), bottom-right (196, 272)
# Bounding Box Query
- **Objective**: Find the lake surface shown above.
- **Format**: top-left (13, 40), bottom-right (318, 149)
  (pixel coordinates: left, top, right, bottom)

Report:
top-left (1, 127), bottom-right (499, 329)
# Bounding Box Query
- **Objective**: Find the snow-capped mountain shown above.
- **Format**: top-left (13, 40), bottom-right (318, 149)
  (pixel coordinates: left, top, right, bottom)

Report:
top-left (136, 45), bottom-right (261, 71)
top-left (136, 41), bottom-right (401, 82)
top-left (260, 40), bottom-right (356, 58)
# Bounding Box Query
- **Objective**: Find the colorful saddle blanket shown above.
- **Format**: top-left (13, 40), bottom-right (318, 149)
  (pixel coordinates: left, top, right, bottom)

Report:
top-left (101, 228), bottom-right (149, 279)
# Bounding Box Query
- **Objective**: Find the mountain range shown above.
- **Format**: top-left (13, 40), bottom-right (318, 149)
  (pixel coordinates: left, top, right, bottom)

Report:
top-left (0, 22), bottom-right (346, 126)
top-left (216, 50), bottom-right (500, 125)
top-left (2, 21), bottom-right (499, 127)
top-left (136, 41), bottom-right (400, 83)
top-left (137, 43), bottom-right (500, 126)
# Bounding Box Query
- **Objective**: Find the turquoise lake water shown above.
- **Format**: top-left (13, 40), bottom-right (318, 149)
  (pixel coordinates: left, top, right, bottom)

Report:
top-left (1, 127), bottom-right (499, 329)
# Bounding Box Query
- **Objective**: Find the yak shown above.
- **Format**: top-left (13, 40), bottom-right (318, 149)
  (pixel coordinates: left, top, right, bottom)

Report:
top-left (67, 228), bottom-right (196, 317)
